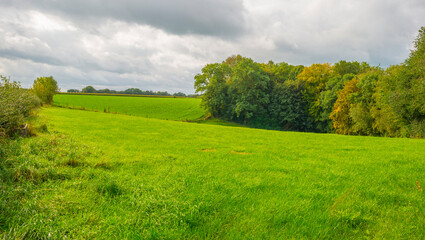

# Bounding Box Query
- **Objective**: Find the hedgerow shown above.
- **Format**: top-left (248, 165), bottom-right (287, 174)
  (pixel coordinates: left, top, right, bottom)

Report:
top-left (0, 76), bottom-right (40, 137)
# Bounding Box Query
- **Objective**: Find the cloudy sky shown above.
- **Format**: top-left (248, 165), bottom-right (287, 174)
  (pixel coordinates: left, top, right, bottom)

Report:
top-left (0, 0), bottom-right (424, 93)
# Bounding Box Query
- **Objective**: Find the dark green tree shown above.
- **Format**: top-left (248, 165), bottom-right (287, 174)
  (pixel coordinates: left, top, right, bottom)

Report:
top-left (124, 88), bottom-right (143, 95)
top-left (173, 92), bottom-right (186, 97)
top-left (269, 81), bottom-right (314, 131)
top-left (227, 58), bottom-right (272, 124)
top-left (97, 88), bottom-right (111, 93)
top-left (67, 89), bottom-right (80, 93)
top-left (194, 63), bottom-right (231, 117)
top-left (82, 86), bottom-right (96, 93)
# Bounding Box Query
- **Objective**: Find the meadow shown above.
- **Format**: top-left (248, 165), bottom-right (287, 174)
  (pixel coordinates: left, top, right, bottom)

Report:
top-left (1, 105), bottom-right (425, 239)
top-left (53, 94), bottom-right (204, 121)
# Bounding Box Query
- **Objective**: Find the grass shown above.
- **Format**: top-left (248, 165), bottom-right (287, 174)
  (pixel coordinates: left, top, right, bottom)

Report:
top-left (53, 94), bottom-right (204, 121)
top-left (1, 106), bottom-right (425, 239)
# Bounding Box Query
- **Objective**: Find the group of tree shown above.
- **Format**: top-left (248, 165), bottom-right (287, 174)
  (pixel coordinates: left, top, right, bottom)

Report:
top-left (68, 86), bottom-right (192, 97)
top-left (1, 76), bottom-right (58, 137)
top-left (194, 27), bottom-right (425, 138)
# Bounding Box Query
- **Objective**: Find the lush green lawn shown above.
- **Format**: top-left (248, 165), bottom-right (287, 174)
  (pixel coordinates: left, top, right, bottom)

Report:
top-left (53, 94), bottom-right (204, 120)
top-left (2, 107), bottom-right (425, 239)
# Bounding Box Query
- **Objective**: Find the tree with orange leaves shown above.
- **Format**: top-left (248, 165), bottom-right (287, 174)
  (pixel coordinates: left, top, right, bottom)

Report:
top-left (329, 78), bottom-right (360, 134)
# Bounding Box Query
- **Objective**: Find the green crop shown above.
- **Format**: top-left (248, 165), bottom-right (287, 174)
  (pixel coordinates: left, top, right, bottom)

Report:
top-left (53, 94), bottom-right (204, 121)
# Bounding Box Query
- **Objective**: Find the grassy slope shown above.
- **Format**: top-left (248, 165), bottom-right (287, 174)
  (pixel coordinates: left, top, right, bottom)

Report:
top-left (53, 94), bottom-right (204, 121)
top-left (2, 107), bottom-right (425, 239)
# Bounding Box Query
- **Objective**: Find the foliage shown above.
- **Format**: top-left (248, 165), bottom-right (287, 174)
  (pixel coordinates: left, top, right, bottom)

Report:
top-left (173, 92), bottom-right (187, 97)
top-left (329, 78), bottom-right (360, 134)
top-left (329, 68), bottom-right (382, 135)
top-left (334, 60), bottom-right (370, 76)
top-left (0, 76), bottom-right (40, 137)
top-left (317, 73), bottom-right (355, 132)
top-left (32, 76), bottom-right (59, 104)
top-left (297, 63), bottom-right (335, 96)
top-left (193, 26), bottom-right (425, 138)
top-left (78, 85), bottom-right (174, 96)
top-left (265, 61), bottom-right (304, 84)
top-left (403, 26), bottom-right (425, 137)
top-left (348, 68), bottom-right (382, 135)
top-left (315, 61), bottom-right (372, 133)
top-left (194, 63), bottom-right (231, 117)
top-left (82, 85), bottom-right (96, 93)
top-left (228, 58), bottom-right (272, 123)
top-left (268, 81), bottom-right (314, 131)
top-left (371, 27), bottom-right (425, 138)
top-left (194, 56), bottom-right (309, 129)
top-left (67, 89), bottom-right (80, 93)
top-left (371, 65), bottom-right (408, 137)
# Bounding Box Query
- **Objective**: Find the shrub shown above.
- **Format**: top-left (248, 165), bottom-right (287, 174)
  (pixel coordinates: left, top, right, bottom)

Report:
top-left (0, 76), bottom-right (40, 137)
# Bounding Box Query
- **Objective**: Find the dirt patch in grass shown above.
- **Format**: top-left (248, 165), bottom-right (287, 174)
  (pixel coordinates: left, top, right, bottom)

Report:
top-left (230, 150), bottom-right (252, 155)
top-left (201, 148), bottom-right (216, 152)
top-left (94, 162), bottom-right (113, 170)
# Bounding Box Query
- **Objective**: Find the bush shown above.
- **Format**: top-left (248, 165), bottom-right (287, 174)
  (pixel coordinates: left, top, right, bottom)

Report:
top-left (32, 76), bottom-right (59, 104)
top-left (0, 76), bottom-right (40, 137)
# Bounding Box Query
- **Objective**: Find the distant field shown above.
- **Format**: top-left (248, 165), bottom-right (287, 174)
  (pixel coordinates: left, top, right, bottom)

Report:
top-left (2, 107), bottom-right (424, 239)
top-left (53, 94), bottom-right (205, 120)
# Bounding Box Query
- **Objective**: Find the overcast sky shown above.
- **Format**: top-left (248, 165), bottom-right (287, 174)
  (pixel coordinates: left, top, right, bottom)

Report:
top-left (1, 0), bottom-right (424, 93)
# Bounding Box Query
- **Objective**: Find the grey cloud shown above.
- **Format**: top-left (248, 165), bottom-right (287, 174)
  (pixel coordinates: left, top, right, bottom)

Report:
top-left (0, 49), bottom-right (64, 66)
top-left (1, 0), bottom-right (425, 94)
top-left (0, 0), bottom-right (248, 38)
top-left (248, 0), bottom-right (425, 67)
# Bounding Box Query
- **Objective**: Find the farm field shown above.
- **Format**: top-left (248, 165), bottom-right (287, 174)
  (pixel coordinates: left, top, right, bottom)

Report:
top-left (2, 106), bottom-right (425, 239)
top-left (53, 94), bottom-right (204, 121)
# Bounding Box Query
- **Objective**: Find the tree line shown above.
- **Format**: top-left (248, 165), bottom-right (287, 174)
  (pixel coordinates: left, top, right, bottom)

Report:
top-left (68, 86), bottom-right (193, 97)
top-left (194, 27), bottom-right (425, 138)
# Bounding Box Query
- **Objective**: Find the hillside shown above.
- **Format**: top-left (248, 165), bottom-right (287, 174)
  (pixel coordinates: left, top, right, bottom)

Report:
top-left (53, 94), bottom-right (204, 121)
top-left (2, 106), bottom-right (424, 239)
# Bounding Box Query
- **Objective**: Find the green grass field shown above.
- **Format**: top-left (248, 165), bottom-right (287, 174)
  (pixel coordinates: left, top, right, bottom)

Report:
top-left (2, 106), bottom-right (425, 239)
top-left (53, 94), bottom-right (204, 120)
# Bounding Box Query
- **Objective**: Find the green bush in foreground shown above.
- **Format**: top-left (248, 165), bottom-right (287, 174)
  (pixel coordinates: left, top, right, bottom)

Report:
top-left (0, 132), bottom-right (94, 239)
top-left (0, 76), bottom-right (40, 137)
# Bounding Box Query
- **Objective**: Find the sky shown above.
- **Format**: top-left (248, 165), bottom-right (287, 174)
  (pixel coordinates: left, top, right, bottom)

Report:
top-left (0, 0), bottom-right (424, 94)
